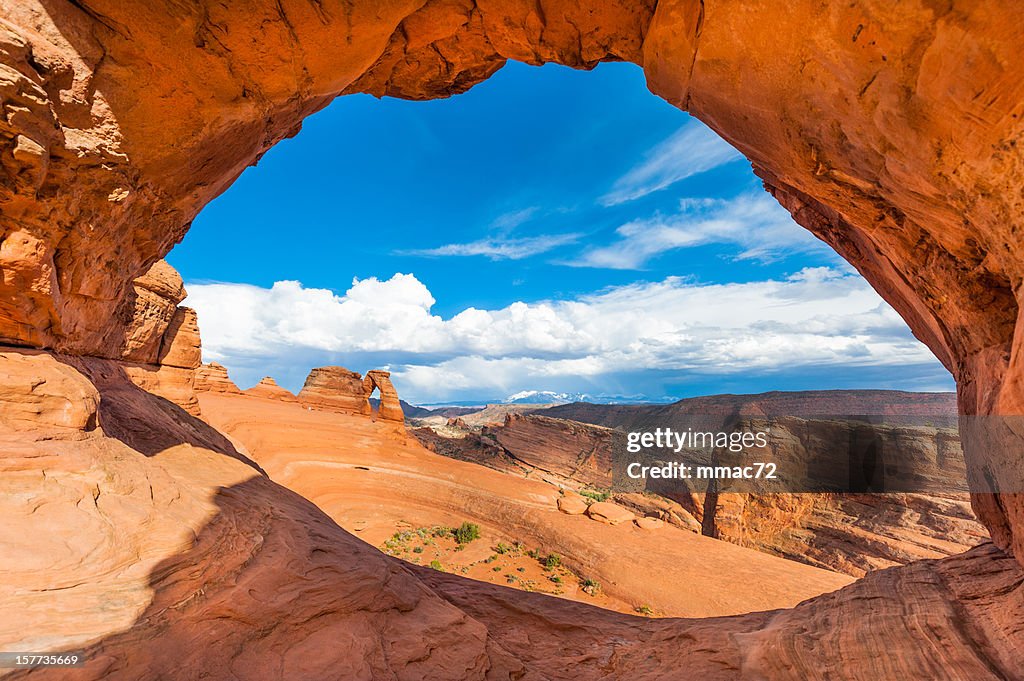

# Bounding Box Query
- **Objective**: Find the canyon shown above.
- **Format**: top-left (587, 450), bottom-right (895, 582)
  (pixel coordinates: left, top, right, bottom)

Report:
top-left (1, 1), bottom-right (1023, 679)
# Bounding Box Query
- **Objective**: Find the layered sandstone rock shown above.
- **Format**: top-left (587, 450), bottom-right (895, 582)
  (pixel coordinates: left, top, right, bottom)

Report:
top-left (245, 377), bottom-right (297, 402)
top-left (114, 261), bottom-right (203, 415)
top-left (298, 366), bottom-right (372, 416)
top-left (487, 413), bottom-right (617, 487)
top-left (195, 363), bottom-right (242, 395)
top-left (299, 366), bottom-right (405, 422)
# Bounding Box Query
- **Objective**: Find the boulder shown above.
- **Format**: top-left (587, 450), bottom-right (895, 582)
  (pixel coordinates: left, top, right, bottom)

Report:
top-left (557, 495), bottom-right (589, 515)
top-left (586, 502), bottom-right (635, 526)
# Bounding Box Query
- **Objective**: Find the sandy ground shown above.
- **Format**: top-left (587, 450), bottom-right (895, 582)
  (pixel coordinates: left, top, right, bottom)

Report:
top-left (199, 392), bottom-right (853, 617)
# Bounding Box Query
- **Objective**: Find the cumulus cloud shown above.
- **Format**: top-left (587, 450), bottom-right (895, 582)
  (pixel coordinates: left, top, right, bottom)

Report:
top-left (600, 121), bottom-right (744, 205)
top-left (400, 232), bottom-right (581, 260)
top-left (185, 269), bottom-right (948, 403)
top-left (573, 192), bottom-right (833, 269)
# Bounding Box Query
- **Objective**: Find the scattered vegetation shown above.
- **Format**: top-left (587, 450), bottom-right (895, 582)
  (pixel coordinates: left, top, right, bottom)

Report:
top-left (635, 605), bottom-right (653, 616)
top-left (579, 488), bottom-right (611, 503)
top-left (381, 525), bottom-right (610, 605)
top-left (453, 521), bottom-right (481, 544)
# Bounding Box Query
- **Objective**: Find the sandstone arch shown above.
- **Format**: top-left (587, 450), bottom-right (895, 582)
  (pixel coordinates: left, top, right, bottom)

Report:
top-left (0, 2), bottom-right (1022, 561)
top-left (363, 369), bottom-right (404, 422)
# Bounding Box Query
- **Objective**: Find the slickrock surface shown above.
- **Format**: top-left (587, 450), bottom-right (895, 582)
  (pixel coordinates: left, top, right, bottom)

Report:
top-left (0, 350), bottom-right (527, 680)
top-left (1, 352), bottom-right (1018, 680)
top-left (244, 376), bottom-right (297, 402)
top-left (199, 390), bottom-right (852, 618)
top-left (194, 362), bottom-right (242, 394)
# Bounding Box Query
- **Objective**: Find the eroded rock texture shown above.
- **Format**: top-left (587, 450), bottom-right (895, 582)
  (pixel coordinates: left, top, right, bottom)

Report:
top-left (1, 0), bottom-right (1020, 558)
top-left (195, 362), bottom-right (243, 394)
top-left (299, 365), bottom-right (405, 422)
top-left (0, 1), bottom-right (1023, 678)
top-left (244, 376), bottom-right (297, 402)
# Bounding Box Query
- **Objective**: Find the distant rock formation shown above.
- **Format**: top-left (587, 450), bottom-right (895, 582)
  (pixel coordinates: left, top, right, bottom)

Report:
top-left (245, 377), bottom-right (297, 402)
top-left (364, 370), bottom-right (404, 422)
top-left (298, 366), bottom-right (403, 422)
top-left (117, 261), bottom-right (203, 415)
top-left (419, 400), bottom-right (988, 577)
top-left (195, 363), bottom-right (242, 395)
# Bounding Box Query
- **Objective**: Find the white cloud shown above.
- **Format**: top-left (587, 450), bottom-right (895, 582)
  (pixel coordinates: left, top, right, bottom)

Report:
top-left (601, 121), bottom-right (744, 205)
top-left (185, 269), bottom-right (947, 403)
top-left (573, 192), bottom-right (832, 269)
top-left (400, 232), bottom-right (581, 260)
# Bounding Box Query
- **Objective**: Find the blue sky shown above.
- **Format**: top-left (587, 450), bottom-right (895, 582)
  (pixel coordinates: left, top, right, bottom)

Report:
top-left (170, 61), bottom-right (953, 404)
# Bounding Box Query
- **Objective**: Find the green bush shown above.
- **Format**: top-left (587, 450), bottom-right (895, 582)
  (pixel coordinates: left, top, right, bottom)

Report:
top-left (579, 488), bottom-right (611, 503)
top-left (454, 522), bottom-right (481, 544)
top-left (635, 605), bottom-right (653, 616)
top-left (581, 578), bottom-right (600, 595)
top-left (413, 546), bottom-right (424, 554)
top-left (543, 553), bottom-right (561, 570)
top-left (429, 560), bottom-right (443, 571)
top-left (494, 542), bottom-right (512, 554)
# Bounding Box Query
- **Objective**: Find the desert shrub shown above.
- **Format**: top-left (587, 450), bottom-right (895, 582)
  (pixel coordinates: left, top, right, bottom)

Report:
top-left (413, 546), bottom-right (423, 554)
top-left (579, 488), bottom-right (611, 503)
top-left (543, 553), bottom-right (561, 570)
top-left (549, 575), bottom-right (562, 584)
top-left (429, 560), bottom-right (443, 571)
top-left (494, 542), bottom-right (512, 554)
top-left (581, 578), bottom-right (600, 595)
top-left (635, 605), bottom-right (653, 616)
top-left (454, 522), bottom-right (481, 544)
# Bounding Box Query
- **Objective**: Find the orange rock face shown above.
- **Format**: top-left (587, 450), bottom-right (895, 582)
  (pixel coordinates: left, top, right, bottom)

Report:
top-left (364, 369), bottom-right (404, 422)
top-left (298, 366), bottom-right (405, 422)
top-left (298, 366), bottom-right (372, 415)
top-left (0, 2), bottom-right (1023, 678)
top-left (195, 362), bottom-right (242, 395)
top-left (244, 377), bottom-right (297, 402)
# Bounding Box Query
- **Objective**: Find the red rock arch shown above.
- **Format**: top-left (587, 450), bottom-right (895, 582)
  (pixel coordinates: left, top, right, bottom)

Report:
top-left (363, 370), bottom-right (404, 422)
top-left (1, 1), bottom-right (1022, 560)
